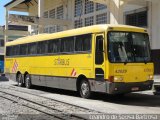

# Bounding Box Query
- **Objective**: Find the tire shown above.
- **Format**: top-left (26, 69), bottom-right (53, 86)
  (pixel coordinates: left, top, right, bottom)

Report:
top-left (154, 86), bottom-right (160, 95)
top-left (17, 74), bottom-right (24, 87)
top-left (25, 74), bottom-right (32, 89)
top-left (79, 79), bottom-right (92, 99)
top-left (116, 93), bottom-right (125, 98)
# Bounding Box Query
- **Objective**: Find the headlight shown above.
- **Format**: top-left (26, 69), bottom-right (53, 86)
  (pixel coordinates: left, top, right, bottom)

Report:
top-left (109, 76), bottom-right (124, 82)
top-left (114, 76), bottom-right (124, 82)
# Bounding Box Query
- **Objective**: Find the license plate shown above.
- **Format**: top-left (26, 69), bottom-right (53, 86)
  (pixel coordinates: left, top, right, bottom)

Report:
top-left (132, 87), bottom-right (139, 91)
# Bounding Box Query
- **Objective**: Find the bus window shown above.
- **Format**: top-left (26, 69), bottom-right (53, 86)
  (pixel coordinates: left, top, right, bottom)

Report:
top-left (28, 43), bottom-right (37, 55)
top-left (132, 33), bottom-right (150, 62)
top-left (48, 39), bottom-right (60, 54)
top-left (12, 45), bottom-right (20, 56)
top-left (20, 44), bottom-right (28, 56)
top-left (95, 35), bottom-right (104, 64)
top-left (61, 37), bottom-right (74, 53)
top-left (75, 34), bottom-right (91, 52)
top-left (108, 32), bottom-right (150, 63)
top-left (6, 46), bottom-right (12, 56)
top-left (37, 41), bottom-right (48, 54)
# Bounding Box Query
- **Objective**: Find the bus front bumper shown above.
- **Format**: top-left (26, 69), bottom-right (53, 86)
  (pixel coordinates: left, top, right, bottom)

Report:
top-left (107, 80), bottom-right (153, 94)
top-left (90, 80), bottom-right (153, 94)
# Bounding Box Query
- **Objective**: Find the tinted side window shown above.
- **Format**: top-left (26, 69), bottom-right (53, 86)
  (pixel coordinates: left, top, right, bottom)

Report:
top-left (37, 41), bottom-right (48, 54)
top-left (75, 34), bottom-right (91, 52)
top-left (6, 46), bottom-right (12, 56)
top-left (12, 45), bottom-right (20, 56)
top-left (48, 39), bottom-right (60, 53)
top-left (28, 43), bottom-right (37, 55)
top-left (20, 44), bottom-right (28, 55)
top-left (61, 37), bottom-right (74, 53)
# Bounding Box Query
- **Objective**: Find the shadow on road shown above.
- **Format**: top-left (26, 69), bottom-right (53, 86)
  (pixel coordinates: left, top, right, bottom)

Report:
top-left (19, 85), bottom-right (160, 108)
top-left (32, 85), bottom-right (79, 97)
top-left (92, 93), bottom-right (160, 107)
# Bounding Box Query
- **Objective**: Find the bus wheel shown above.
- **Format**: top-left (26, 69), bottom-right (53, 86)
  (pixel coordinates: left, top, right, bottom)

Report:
top-left (25, 74), bottom-right (32, 89)
top-left (154, 86), bottom-right (160, 95)
top-left (79, 79), bottom-right (92, 99)
top-left (116, 93), bottom-right (125, 98)
top-left (17, 74), bottom-right (24, 87)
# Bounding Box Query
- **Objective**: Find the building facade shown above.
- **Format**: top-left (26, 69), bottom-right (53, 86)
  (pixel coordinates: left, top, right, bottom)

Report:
top-left (0, 25), bottom-right (28, 56)
top-left (4, 0), bottom-right (160, 74)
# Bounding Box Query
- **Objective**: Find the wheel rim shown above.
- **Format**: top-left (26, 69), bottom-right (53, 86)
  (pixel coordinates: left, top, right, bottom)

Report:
top-left (17, 75), bottom-right (22, 85)
top-left (25, 76), bottom-right (30, 87)
top-left (81, 81), bottom-right (89, 96)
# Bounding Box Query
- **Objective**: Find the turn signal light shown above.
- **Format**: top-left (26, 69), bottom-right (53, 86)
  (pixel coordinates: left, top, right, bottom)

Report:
top-left (148, 75), bottom-right (153, 80)
top-left (108, 76), bottom-right (114, 82)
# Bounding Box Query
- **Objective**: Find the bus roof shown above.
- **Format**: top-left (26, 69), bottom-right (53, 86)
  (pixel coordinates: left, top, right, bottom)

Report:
top-left (6, 24), bottom-right (146, 46)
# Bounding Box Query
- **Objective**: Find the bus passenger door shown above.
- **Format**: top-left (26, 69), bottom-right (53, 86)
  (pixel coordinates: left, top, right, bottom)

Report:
top-left (95, 34), bottom-right (105, 84)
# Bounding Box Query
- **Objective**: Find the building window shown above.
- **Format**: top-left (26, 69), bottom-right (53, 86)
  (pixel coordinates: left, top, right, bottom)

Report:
top-left (44, 11), bottom-right (49, 18)
top-left (126, 11), bottom-right (147, 27)
top-left (57, 26), bottom-right (63, 32)
top-left (74, 19), bottom-right (83, 28)
top-left (44, 27), bottom-right (49, 33)
top-left (85, 0), bottom-right (94, 14)
top-left (75, 0), bottom-right (83, 17)
top-left (96, 3), bottom-right (107, 11)
top-left (96, 13), bottom-right (107, 24)
top-left (32, 30), bottom-right (38, 35)
top-left (85, 16), bottom-right (94, 26)
top-left (31, 31), bottom-right (35, 35)
top-left (57, 5), bottom-right (64, 19)
top-left (0, 40), bottom-right (4, 47)
top-left (49, 26), bottom-right (56, 33)
top-left (8, 25), bottom-right (28, 31)
top-left (49, 9), bottom-right (56, 18)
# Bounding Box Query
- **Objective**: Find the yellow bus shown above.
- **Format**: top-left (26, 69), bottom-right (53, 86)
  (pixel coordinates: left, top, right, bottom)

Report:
top-left (5, 24), bottom-right (154, 98)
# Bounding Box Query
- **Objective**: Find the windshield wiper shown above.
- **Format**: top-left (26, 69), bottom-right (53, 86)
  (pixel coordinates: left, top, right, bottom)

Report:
top-left (124, 59), bottom-right (128, 65)
top-left (144, 57), bottom-right (148, 64)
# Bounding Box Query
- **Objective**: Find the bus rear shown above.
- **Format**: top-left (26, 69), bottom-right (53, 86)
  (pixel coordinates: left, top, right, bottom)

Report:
top-left (106, 27), bottom-right (154, 94)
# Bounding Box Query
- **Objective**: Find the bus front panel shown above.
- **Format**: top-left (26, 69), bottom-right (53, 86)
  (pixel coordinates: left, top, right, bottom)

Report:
top-left (105, 30), bottom-right (154, 94)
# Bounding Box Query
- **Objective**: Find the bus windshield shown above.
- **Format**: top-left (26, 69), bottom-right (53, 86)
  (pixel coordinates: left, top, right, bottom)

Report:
top-left (108, 32), bottom-right (151, 63)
